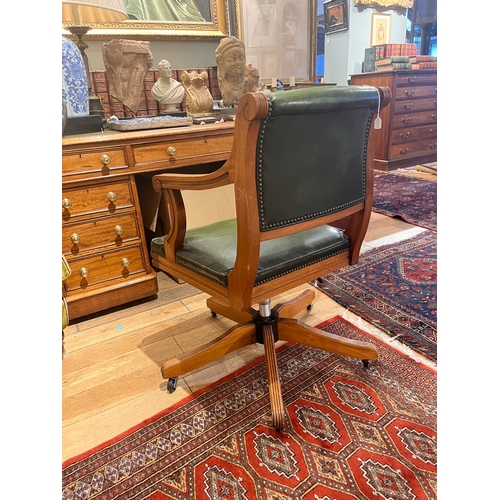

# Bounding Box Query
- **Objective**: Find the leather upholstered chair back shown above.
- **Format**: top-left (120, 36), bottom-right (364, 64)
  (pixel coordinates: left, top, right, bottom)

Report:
top-left (252, 86), bottom-right (378, 232)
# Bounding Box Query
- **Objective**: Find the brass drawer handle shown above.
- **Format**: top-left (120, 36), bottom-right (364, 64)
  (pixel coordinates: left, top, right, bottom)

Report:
top-left (100, 154), bottom-right (111, 165)
top-left (405, 89), bottom-right (415, 96)
top-left (407, 76), bottom-right (417, 83)
top-left (80, 267), bottom-right (89, 278)
top-left (403, 102), bottom-right (413, 110)
top-left (70, 233), bottom-right (80, 244)
top-left (429, 143), bottom-right (437, 150)
top-left (167, 146), bottom-right (177, 157)
top-left (399, 148), bottom-right (409, 155)
top-left (62, 198), bottom-right (72, 209)
top-left (107, 192), bottom-right (117, 202)
top-left (121, 257), bottom-right (130, 268)
top-left (400, 132), bottom-right (410, 139)
top-left (432, 114), bottom-right (436, 120)
top-left (402, 116), bottom-right (412, 124)
top-left (114, 225), bottom-right (123, 235)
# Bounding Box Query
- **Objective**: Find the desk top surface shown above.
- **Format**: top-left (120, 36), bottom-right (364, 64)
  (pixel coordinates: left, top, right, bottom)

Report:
top-left (62, 120), bottom-right (235, 148)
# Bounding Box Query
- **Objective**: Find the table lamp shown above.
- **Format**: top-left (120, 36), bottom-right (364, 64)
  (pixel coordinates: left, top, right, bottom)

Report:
top-left (62, 0), bottom-right (128, 128)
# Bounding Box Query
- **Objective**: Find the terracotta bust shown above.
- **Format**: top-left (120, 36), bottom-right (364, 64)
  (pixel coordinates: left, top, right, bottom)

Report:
top-left (215, 36), bottom-right (246, 108)
top-left (244, 64), bottom-right (260, 94)
top-left (102, 39), bottom-right (153, 115)
top-left (151, 60), bottom-right (185, 112)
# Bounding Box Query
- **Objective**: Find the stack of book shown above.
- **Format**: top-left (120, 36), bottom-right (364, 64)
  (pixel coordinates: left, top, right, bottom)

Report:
top-left (363, 43), bottom-right (418, 72)
top-left (409, 55), bottom-right (437, 70)
top-left (374, 43), bottom-right (418, 59)
top-left (89, 66), bottom-right (221, 119)
top-left (374, 56), bottom-right (412, 72)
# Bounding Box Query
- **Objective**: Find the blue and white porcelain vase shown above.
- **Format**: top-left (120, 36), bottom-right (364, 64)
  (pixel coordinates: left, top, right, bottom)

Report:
top-left (62, 37), bottom-right (89, 118)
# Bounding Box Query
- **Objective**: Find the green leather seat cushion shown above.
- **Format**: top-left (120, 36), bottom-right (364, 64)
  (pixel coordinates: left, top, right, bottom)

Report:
top-left (151, 219), bottom-right (349, 288)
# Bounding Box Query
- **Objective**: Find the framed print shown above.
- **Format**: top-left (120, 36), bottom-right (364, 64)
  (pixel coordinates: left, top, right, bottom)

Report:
top-left (324, 0), bottom-right (348, 35)
top-left (234, 0), bottom-right (317, 83)
top-left (62, 0), bottom-right (230, 40)
top-left (370, 13), bottom-right (392, 47)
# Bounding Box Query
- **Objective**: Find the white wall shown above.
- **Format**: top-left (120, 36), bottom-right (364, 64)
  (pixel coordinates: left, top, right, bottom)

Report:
top-left (324, 3), bottom-right (408, 86)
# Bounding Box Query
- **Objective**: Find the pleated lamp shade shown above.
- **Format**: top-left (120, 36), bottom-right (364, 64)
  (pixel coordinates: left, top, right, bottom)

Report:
top-left (62, 0), bottom-right (128, 24)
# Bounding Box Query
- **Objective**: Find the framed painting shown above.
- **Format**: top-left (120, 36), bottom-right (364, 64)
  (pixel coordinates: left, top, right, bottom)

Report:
top-left (62, 0), bottom-right (230, 40)
top-left (233, 0), bottom-right (317, 83)
top-left (324, 0), bottom-right (348, 35)
top-left (354, 0), bottom-right (413, 7)
top-left (370, 13), bottom-right (392, 47)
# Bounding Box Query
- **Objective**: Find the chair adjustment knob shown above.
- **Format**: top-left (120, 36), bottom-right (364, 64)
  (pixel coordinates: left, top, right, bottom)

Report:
top-left (62, 198), bottom-right (72, 209)
top-left (70, 233), bottom-right (80, 244)
top-left (107, 192), bottom-right (117, 202)
top-left (80, 267), bottom-right (89, 278)
top-left (167, 146), bottom-right (177, 156)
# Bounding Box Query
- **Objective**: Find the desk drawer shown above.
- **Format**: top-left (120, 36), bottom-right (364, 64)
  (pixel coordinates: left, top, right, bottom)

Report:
top-left (64, 245), bottom-right (147, 293)
top-left (389, 140), bottom-right (437, 159)
top-left (393, 110), bottom-right (437, 128)
top-left (395, 84), bottom-right (437, 101)
top-left (396, 73), bottom-right (437, 87)
top-left (391, 124), bottom-right (437, 145)
top-left (131, 135), bottom-right (233, 168)
top-left (62, 181), bottom-right (134, 220)
top-left (62, 213), bottom-right (140, 256)
top-left (394, 97), bottom-right (437, 114)
top-left (62, 147), bottom-right (127, 177)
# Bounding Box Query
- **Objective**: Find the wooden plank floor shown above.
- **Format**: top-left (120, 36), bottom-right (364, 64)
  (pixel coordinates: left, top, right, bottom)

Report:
top-left (62, 169), bottom-right (436, 462)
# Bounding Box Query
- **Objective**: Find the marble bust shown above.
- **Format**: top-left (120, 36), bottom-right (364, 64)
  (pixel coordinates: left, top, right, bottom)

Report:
top-left (151, 60), bottom-right (185, 112)
top-left (215, 36), bottom-right (246, 108)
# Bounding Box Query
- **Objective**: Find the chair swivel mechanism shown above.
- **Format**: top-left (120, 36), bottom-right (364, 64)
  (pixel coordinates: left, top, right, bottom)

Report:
top-left (150, 85), bottom-right (391, 431)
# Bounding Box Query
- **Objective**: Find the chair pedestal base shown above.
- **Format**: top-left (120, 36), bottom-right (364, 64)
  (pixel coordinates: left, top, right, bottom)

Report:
top-left (161, 290), bottom-right (378, 431)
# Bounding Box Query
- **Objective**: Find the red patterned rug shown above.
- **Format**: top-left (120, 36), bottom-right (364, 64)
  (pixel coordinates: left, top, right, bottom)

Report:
top-left (62, 317), bottom-right (437, 499)
top-left (373, 171), bottom-right (437, 231)
top-left (316, 231), bottom-right (437, 362)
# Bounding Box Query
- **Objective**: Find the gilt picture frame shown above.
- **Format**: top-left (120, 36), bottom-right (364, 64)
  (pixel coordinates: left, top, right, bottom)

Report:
top-left (62, 0), bottom-right (231, 40)
top-left (370, 12), bottom-right (392, 47)
top-left (234, 0), bottom-right (317, 84)
top-left (324, 0), bottom-right (348, 35)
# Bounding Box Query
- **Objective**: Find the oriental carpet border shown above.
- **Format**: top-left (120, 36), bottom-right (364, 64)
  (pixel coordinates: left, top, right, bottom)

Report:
top-left (63, 316), bottom-right (437, 500)
top-left (316, 230), bottom-right (437, 362)
top-left (372, 171), bottom-right (437, 231)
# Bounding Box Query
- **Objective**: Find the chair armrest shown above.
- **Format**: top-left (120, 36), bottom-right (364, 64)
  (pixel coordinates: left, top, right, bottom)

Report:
top-left (152, 159), bottom-right (234, 193)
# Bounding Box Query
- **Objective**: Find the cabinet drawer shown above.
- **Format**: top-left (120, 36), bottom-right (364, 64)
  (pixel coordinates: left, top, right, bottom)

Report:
top-left (62, 181), bottom-right (134, 220)
top-left (396, 73), bottom-right (437, 87)
top-left (62, 213), bottom-right (140, 256)
top-left (394, 97), bottom-right (437, 115)
top-left (131, 135), bottom-right (233, 168)
top-left (393, 110), bottom-right (437, 129)
top-left (62, 147), bottom-right (127, 177)
top-left (395, 85), bottom-right (437, 100)
top-left (64, 245), bottom-right (147, 293)
top-left (391, 124), bottom-right (437, 145)
top-left (389, 140), bottom-right (437, 159)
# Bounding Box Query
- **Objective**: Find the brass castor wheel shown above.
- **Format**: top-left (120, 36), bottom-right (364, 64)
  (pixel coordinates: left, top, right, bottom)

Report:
top-left (167, 377), bottom-right (178, 393)
top-left (362, 360), bottom-right (371, 369)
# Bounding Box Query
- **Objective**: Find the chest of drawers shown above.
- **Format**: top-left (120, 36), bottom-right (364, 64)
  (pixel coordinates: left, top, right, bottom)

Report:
top-left (349, 70), bottom-right (437, 171)
top-left (62, 122), bottom-right (235, 320)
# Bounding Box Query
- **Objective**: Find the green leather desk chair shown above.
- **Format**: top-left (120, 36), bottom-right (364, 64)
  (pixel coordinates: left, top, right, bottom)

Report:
top-left (150, 85), bottom-right (391, 430)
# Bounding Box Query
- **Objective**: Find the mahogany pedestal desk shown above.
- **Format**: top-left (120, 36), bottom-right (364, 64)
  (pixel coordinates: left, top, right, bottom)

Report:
top-left (62, 122), bottom-right (235, 320)
top-left (349, 70), bottom-right (437, 171)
